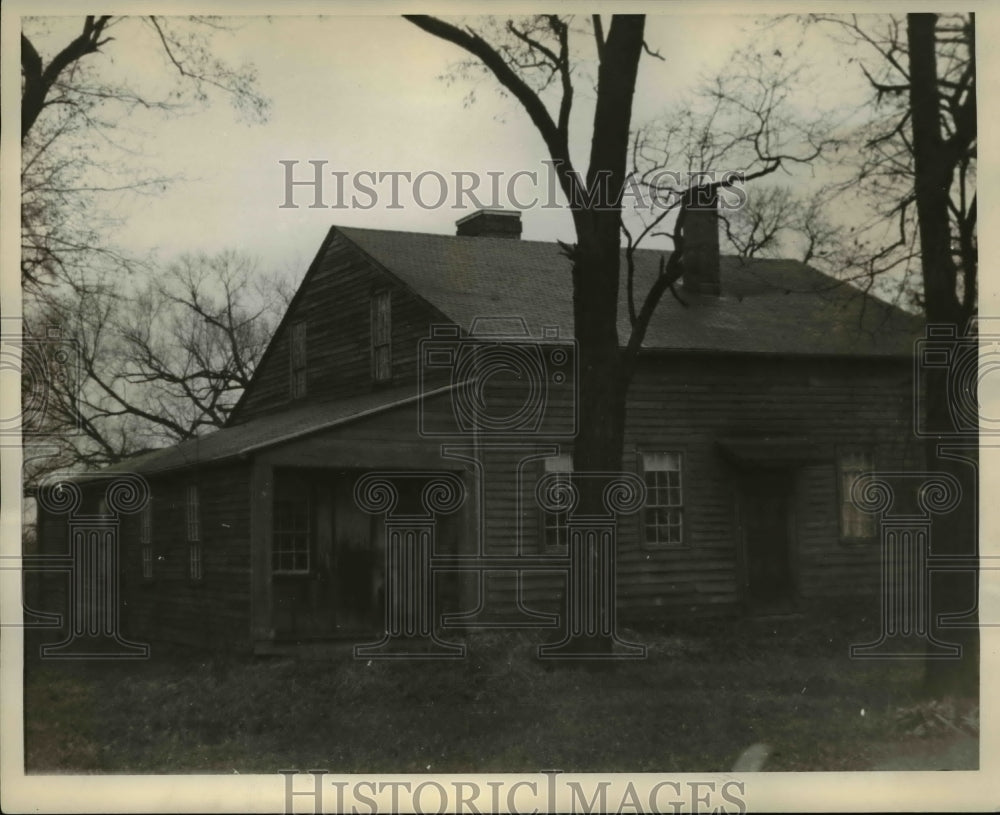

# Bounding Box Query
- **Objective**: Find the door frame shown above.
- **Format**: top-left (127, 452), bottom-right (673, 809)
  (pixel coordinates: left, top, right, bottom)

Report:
top-left (735, 465), bottom-right (799, 611)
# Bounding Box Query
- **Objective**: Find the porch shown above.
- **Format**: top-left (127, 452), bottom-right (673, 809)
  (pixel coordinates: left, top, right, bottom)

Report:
top-left (249, 438), bottom-right (472, 649)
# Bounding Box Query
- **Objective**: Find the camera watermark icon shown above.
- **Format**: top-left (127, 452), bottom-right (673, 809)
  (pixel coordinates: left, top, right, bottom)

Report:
top-left (418, 317), bottom-right (577, 438)
top-left (0, 325), bottom-right (80, 440)
top-left (10, 471), bottom-right (151, 659)
top-left (914, 318), bottom-right (1000, 437)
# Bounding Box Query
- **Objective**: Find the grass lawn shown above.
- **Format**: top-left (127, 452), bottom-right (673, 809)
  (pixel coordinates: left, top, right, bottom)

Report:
top-left (22, 610), bottom-right (978, 774)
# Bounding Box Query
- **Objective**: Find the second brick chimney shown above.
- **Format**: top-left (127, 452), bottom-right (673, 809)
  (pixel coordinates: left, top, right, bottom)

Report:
top-left (455, 209), bottom-right (522, 239)
top-left (681, 187), bottom-right (721, 296)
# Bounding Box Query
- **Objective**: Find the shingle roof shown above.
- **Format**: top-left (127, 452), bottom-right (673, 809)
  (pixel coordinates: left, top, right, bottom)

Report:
top-left (338, 226), bottom-right (921, 357)
top-left (94, 383), bottom-right (435, 477)
top-left (76, 223), bottom-right (920, 480)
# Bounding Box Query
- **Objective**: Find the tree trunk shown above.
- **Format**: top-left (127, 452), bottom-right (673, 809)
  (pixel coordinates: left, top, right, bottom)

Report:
top-left (571, 227), bottom-right (628, 475)
top-left (908, 12), bottom-right (978, 697)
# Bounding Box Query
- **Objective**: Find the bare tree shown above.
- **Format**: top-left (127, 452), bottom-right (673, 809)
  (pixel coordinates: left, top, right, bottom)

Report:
top-left (20, 15), bottom-right (269, 293)
top-left (803, 12), bottom-right (975, 319)
top-left (620, 44), bottom-right (834, 328)
top-left (802, 12), bottom-right (978, 697)
top-left (25, 252), bottom-right (292, 475)
top-left (408, 15), bottom-right (833, 479)
top-left (407, 14), bottom-right (647, 480)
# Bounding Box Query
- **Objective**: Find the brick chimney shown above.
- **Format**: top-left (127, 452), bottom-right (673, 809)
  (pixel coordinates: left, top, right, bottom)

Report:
top-left (455, 209), bottom-right (522, 239)
top-left (681, 186), bottom-right (721, 296)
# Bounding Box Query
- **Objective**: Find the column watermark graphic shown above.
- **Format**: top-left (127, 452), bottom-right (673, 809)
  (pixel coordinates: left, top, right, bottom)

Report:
top-left (9, 471), bottom-right (151, 659)
top-left (849, 318), bottom-right (997, 659)
top-left (351, 318), bottom-right (647, 660)
top-left (353, 471), bottom-right (467, 659)
top-left (849, 471), bottom-right (963, 659)
top-left (535, 471), bottom-right (647, 659)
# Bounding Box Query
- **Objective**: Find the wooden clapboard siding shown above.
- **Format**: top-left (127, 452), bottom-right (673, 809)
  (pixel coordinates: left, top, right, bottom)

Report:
top-left (34, 334), bottom-right (918, 645)
top-left (114, 463), bottom-right (254, 651)
top-left (610, 353), bottom-right (914, 615)
top-left (274, 349), bottom-right (916, 621)
top-left (231, 230), bottom-right (449, 424)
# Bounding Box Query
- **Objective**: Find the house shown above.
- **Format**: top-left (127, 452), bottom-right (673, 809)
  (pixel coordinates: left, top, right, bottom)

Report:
top-left (33, 207), bottom-right (926, 655)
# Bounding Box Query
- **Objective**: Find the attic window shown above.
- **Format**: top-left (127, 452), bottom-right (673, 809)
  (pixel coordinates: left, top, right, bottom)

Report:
top-left (289, 321), bottom-right (307, 399)
top-left (371, 290), bottom-right (392, 383)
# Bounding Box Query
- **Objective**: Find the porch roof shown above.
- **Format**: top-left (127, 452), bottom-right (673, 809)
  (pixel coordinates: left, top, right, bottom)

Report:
top-left (95, 382), bottom-right (447, 477)
top-left (716, 436), bottom-right (834, 465)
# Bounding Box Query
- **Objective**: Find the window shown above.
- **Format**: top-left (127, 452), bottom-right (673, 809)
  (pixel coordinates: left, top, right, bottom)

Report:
top-left (189, 544), bottom-right (203, 581)
top-left (540, 453), bottom-right (572, 551)
top-left (840, 449), bottom-right (876, 540)
top-left (289, 321), bottom-right (307, 399)
top-left (186, 485), bottom-right (200, 541)
top-left (371, 290), bottom-right (391, 383)
top-left (187, 485), bottom-right (202, 579)
top-left (641, 452), bottom-right (683, 546)
top-left (140, 501), bottom-right (152, 579)
top-left (273, 494), bottom-right (311, 573)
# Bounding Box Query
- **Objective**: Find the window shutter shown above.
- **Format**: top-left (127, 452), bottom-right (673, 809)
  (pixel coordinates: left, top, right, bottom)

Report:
top-left (372, 291), bottom-right (392, 382)
top-left (291, 322), bottom-right (307, 368)
top-left (289, 321), bottom-right (307, 398)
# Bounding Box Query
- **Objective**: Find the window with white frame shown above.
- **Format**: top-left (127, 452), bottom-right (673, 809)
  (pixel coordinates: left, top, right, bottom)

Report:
top-left (140, 500), bottom-right (153, 579)
top-left (840, 449), bottom-right (876, 540)
top-left (641, 452), bottom-right (684, 546)
top-left (371, 290), bottom-right (391, 383)
top-left (289, 321), bottom-right (307, 399)
top-left (187, 485), bottom-right (202, 579)
top-left (540, 453), bottom-right (573, 551)
top-left (273, 494), bottom-right (311, 574)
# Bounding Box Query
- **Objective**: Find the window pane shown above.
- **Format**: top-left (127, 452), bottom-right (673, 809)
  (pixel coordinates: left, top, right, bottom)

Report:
top-left (374, 292), bottom-right (391, 343)
top-left (374, 345), bottom-right (391, 381)
top-left (642, 451), bottom-right (683, 545)
top-left (544, 453), bottom-right (573, 473)
top-left (840, 450), bottom-right (875, 538)
top-left (273, 493), bottom-right (310, 572)
top-left (643, 452), bottom-right (680, 471)
top-left (186, 486), bottom-right (199, 541)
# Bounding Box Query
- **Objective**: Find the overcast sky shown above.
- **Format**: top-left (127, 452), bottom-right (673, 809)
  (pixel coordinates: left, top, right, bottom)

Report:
top-left (18, 10), bottom-right (885, 280)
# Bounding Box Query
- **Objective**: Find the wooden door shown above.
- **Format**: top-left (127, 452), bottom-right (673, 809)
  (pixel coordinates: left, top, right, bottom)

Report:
top-left (740, 470), bottom-right (795, 609)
